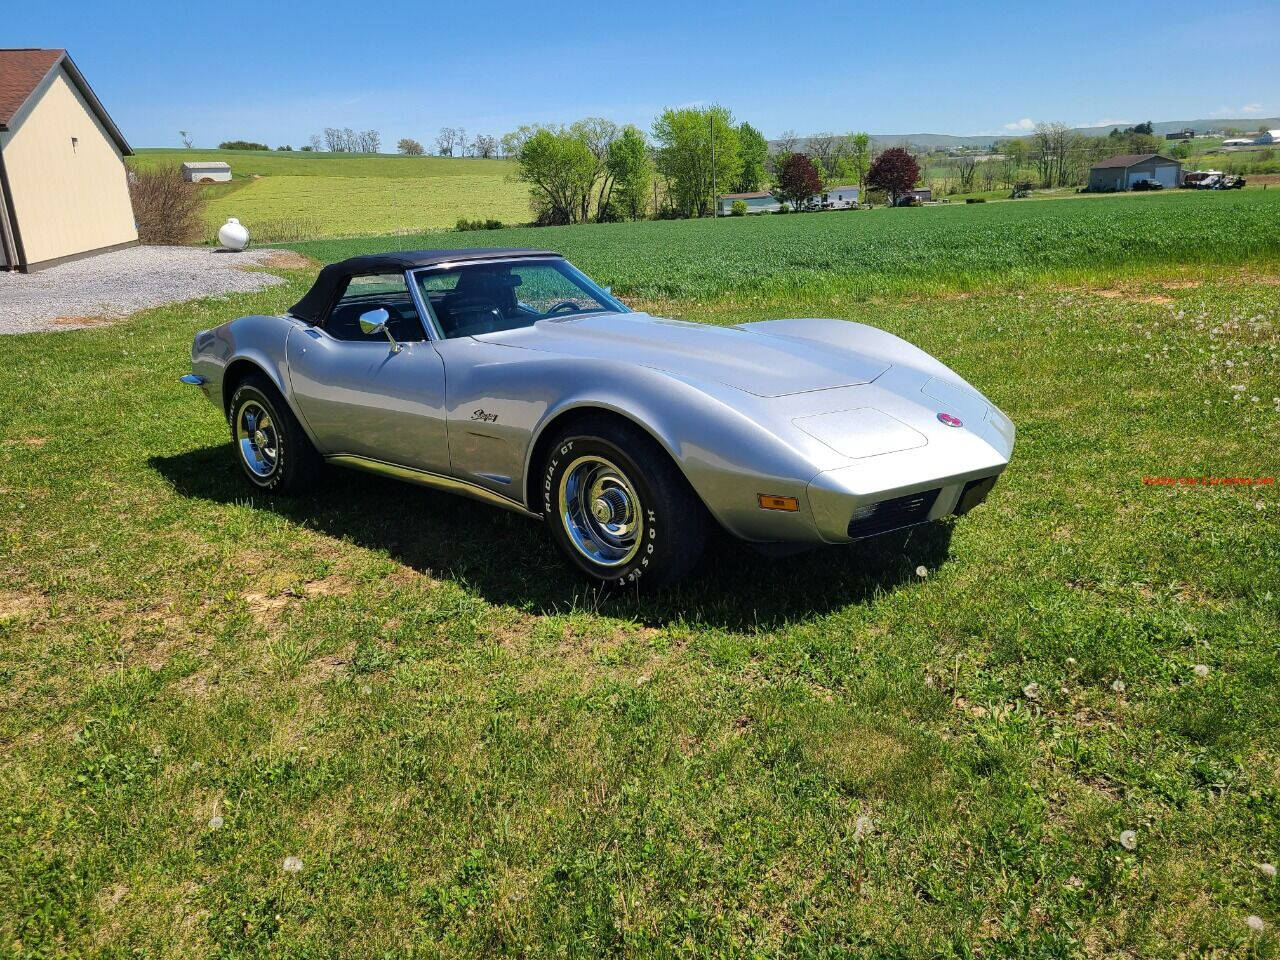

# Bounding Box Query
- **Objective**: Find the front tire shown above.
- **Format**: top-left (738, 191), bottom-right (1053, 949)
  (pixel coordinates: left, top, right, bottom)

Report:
top-left (542, 415), bottom-right (707, 588)
top-left (227, 374), bottom-right (320, 494)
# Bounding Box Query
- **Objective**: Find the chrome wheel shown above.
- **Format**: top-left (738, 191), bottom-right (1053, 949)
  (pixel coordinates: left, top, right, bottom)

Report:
top-left (235, 400), bottom-right (278, 478)
top-left (558, 455), bottom-right (643, 567)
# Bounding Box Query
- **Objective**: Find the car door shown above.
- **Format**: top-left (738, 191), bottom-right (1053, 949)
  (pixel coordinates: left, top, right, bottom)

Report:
top-left (286, 272), bottom-right (449, 473)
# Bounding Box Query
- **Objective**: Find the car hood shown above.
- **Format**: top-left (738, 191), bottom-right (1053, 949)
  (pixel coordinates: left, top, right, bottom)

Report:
top-left (480, 312), bottom-right (890, 397)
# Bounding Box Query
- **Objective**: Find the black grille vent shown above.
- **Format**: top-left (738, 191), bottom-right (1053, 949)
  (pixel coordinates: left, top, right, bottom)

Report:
top-left (846, 489), bottom-right (940, 540)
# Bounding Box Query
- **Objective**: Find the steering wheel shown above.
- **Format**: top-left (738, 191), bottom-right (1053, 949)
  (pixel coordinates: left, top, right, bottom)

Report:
top-left (544, 300), bottom-right (582, 317)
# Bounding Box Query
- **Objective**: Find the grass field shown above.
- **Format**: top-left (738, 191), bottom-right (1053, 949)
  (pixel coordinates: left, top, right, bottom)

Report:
top-left (2, 201), bottom-right (1279, 956)
top-left (292, 189), bottom-right (1280, 299)
top-left (128, 148), bottom-right (527, 242)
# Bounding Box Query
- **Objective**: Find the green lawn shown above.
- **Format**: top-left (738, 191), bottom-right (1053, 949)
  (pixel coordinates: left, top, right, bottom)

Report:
top-left (2, 207), bottom-right (1279, 955)
top-left (127, 149), bottom-right (527, 242)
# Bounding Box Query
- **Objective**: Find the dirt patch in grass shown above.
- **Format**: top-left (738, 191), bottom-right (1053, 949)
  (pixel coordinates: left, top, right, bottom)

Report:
top-left (256, 250), bottom-right (316, 271)
top-left (1091, 289), bottom-right (1174, 305)
top-left (50, 315), bottom-right (116, 327)
top-left (0, 589), bottom-right (45, 619)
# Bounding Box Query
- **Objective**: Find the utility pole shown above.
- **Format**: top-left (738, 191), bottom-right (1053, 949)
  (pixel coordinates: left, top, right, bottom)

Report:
top-left (710, 112), bottom-right (717, 218)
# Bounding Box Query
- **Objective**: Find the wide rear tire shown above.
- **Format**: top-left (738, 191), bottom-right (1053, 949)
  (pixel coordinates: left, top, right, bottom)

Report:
top-left (541, 415), bottom-right (707, 588)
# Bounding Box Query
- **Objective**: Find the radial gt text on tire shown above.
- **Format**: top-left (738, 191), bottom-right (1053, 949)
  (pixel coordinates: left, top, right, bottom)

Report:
top-left (541, 414), bottom-right (707, 587)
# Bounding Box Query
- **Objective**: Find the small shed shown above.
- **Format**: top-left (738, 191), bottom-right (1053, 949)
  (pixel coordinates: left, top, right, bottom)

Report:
top-left (0, 48), bottom-right (136, 272)
top-left (1087, 154), bottom-right (1182, 191)
top-left (182, 161), bottom-right (231, 183)
top-left (717, 190), bottom-right (780, 214)
top-left (909, 187), bottom-right (932, 202)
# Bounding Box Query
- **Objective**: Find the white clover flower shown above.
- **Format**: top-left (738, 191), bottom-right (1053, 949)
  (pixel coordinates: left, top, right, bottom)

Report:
top-left (1119, 830), bottom-right (1138, 851)
top-left (282, 856), bottom-right (304, 874)
top-left (1246, 915), bottom-right (1266, 933)
top-left (208, 815), bottom-right (224, 830)
top-left (1193, 664), bottom-right (1210, 678)
top-left (1111, 679), bottom-right (1126, 694)
top-left (1066, 657), bottom-right (1077, 667)
top-left (915, 565), bottom-right (928, 579)
top-left (1023, 682), bottom-right (1041, 701)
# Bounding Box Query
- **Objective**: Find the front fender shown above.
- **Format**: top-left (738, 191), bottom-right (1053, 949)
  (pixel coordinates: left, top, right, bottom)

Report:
top-left (522, 366), bottom-right (828, 542)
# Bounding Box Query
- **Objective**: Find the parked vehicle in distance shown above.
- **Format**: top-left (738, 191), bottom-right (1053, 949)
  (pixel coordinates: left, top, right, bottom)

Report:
top-left (1130, 178), bottom-right (1164, 191)
top-left (1183, 171), bottom-right (1247, 190)
top-left (182, 249), bottom-right (1015, 586)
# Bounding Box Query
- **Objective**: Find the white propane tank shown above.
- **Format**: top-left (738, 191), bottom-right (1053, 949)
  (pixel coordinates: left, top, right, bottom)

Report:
top-left (217, 217), bottom-right (250, 251)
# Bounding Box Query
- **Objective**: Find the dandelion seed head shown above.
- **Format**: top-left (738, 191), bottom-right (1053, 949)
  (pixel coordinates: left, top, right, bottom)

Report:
top-left (1119, 830), bottom-right (1138, 851)
top-left (208, 815), bottom-right (224, 830)
top-left (1260, 863), bottom-right (1277, 879)
top-left (282, 856), bottom-right (303, 874)
top-left (1193, 664), bottom-right (1210, 677)
top-left (1111, 679), bottom-right (1126, 694)
top-left (1022, 682), bottom-right (1041, 701)
top-left (1246, 915), bottom-right (1266, 933)
top-left (854, 815), bottom-right (874, 839)
top-left (915, 565), bottom-right (928, 578)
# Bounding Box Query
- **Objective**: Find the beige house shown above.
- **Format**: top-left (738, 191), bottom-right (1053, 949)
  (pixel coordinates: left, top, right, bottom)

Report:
top-left (0, 49), bottom-right (137, 272)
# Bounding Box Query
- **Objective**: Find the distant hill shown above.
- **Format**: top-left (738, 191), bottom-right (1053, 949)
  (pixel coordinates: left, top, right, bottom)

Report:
top-left (774, 117), bottom-right (1280, 152)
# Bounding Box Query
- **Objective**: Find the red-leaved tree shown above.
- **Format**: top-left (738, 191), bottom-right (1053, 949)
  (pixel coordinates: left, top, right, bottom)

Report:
top-left (867, 148), bottom-right (921, 204)
top-left (771, 153), bottom-right (823, 210)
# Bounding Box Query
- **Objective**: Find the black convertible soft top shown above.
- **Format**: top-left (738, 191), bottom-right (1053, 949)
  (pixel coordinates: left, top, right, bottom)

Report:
top-left (288, 248), bottom-right (559, 324)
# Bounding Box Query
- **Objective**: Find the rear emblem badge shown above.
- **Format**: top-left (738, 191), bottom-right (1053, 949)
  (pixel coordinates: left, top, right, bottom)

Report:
top-left (937, 412), bottom-right (963, 428)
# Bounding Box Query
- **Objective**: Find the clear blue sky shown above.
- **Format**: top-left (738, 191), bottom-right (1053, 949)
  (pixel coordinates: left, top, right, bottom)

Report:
top-left (9, 0), bottom-right (1279, 149)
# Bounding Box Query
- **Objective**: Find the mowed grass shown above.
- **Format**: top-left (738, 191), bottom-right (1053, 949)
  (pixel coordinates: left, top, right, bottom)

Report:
top-left (292, 188), bottom-right (1280, 300)
top-left (127, 149), bottom-right (527, 242)
top-left (202, 176), bottom-right (530, 243)
top-left (2, 210), bottom-right (1279, 955)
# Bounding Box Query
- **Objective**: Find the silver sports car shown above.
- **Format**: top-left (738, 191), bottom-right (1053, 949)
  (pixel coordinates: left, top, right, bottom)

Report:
top-left (182, 249), bottom-right (1014, 586)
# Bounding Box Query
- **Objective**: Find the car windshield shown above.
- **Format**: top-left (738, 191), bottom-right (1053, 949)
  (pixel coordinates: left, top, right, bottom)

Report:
top-left (413, 258), bottom-right (626, 339)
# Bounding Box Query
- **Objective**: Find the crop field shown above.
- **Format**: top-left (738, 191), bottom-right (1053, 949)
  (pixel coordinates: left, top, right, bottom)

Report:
top-left (292, 189), bottom-right (1280, 300)
top-left (2, 199), bottom-right (1279, 955)
top-left (127, 149), bottom-right (527, 242)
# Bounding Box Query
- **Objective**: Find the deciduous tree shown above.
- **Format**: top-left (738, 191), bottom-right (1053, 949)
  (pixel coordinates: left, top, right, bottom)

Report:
top-left (771, 153), bottom-right (823, 209)
top-left (734, 122), bottom-right (768, 193)
top-left (397, 138), bottom-right (425, 156)
top-left (866, 147), bottom-right (920, 204)
top-left (606, 125), bottom-right (651, 220)
top-left (515, 128), bottom-right (597, 225)
top-left (652, 105), bottom-right (741, 218)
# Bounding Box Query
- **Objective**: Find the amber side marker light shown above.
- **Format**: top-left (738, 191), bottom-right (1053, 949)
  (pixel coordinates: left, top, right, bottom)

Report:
top-left (758, 494), bottom-right (800, 512)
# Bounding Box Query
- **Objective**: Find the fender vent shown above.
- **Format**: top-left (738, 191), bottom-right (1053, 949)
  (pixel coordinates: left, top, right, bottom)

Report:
top-left (847, 489), bottom-right (940, 540)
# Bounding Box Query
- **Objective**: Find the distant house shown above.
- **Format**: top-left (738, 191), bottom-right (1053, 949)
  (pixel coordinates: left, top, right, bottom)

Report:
top-left (1165, 128), bottom-right (1195, 140)
top-left (1253, 130), bottom-right (1280, 145)
top-left (1087, 154), bottom-right (1182, 191)
top-left (181, 161), bottom-right (231, 183)
top-left (818, 185), bottom-right (858, 209)
top-left (717, 190), bottom-right (780, 214)
top-left (1221, 138), bottom-right (1255, 147)
top-left (0, 48), bottom-right (136, 272)
top-left (909, 187), bottom-right (932, 202)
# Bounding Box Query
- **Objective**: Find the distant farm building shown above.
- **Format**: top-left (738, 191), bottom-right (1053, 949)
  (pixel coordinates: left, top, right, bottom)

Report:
top-left (909, 187), bottom-right (932, 202)
top-left (1087, 154), bottom-right (1182, 191)
top-left (717, 191), bottom-right (780, 214)
top-left (1254, 129), bottom-right (1280, 145)
top-left (0, 48), bottom-right (137, 272)
top-left (182, 161), bottom-right (231, 183)
top-left (1165, 128), bottom-right (1195, 140)
top-left (819, 185), bottom-right (859, 209)
top-left (1221, 138), bottom-right (1255, 147)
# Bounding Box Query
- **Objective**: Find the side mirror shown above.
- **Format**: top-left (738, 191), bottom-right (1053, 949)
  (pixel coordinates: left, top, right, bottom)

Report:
top-left (358, 307), bottom-right (401, 353)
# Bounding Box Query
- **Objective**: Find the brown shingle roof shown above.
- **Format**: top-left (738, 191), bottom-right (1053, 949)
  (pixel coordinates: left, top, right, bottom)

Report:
top-left (0, 48), bottom-right (130, 154)
top-left (0, 48), bottom-right (64, 127)
top-left (1090, 153), bottom-right (1177, 169)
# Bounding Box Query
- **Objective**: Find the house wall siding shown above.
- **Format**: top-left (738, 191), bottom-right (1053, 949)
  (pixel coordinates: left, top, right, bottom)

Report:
top-left (1, 67), bottom-right (137, 266)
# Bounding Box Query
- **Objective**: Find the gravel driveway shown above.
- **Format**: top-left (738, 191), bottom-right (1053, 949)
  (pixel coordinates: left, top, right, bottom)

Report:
top-left (0, 245), bottom-right (293, 334)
